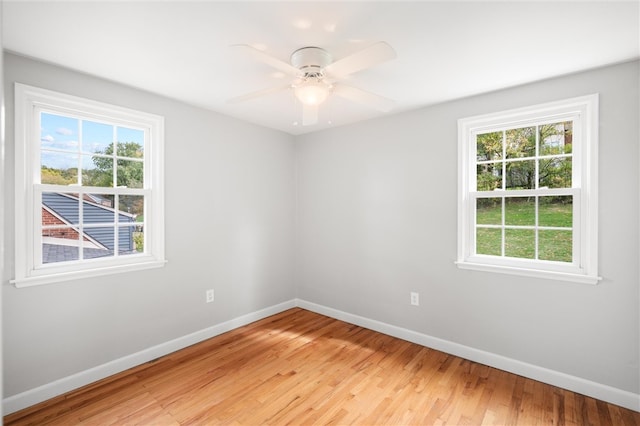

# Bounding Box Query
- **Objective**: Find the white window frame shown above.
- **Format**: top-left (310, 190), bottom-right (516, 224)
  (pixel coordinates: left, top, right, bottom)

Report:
top-left (12, 83), bottom-right (165, 287)
top-left (457, 95), bottom-right (599, 284)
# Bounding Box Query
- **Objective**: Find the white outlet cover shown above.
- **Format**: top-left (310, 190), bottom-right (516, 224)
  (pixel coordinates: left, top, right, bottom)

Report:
top-left (410, 292), bottom-right (419, 306)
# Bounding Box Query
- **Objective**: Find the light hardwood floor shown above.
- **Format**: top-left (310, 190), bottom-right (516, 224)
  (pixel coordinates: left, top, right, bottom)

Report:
top-left (5, 308), bottom-right (640, 425)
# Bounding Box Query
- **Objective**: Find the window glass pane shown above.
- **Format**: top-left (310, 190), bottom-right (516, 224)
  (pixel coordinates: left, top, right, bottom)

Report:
top-left (476, 228), bottom-right (502, 256)
top-left (539, 157), bottom-right (571, 189)
top-left (83, 155), bottom-right (114, 187)
top-left (118, 225), bottom-right (139, 255)
top-left (505, 160), bottom-right (535, 189)
top-left (82, 230), bottom-right (113, 259)
top-left (40, 113), bottom-right (79, 152)
top-left (119, 195), bottom-right (144, 218)
top-left (539, 230), bottom-right (572, 262)
top-left (539, 196), bottom-right (572, 227)
top-left (83, 120), bottom-right (113, 154)
top-left (476, 198), bottom-right (502, 225)
top-left (117, 128), bottom-right (144, 158)
top-left (83, 226), bottom-right (116, 256)
top-left (505, 229), bottom-right (535, 259)
top-left (506, 126), bottom-right (535, 159)
top-left (42, 192), bottom-right (80, 225)
top-left (42, 227), bottom-right (80, 264)
top-left (476, 131), bottom-right (502, 161)
top-left (476, 163), bottom-right (502, 191)
top-left (116, 158), bottom-right (144, 188)
top-left (41, 153), bottom-right (78, 184)
top-left (540, 121), bottom-right (572, 156)
top-left (505, 197), bottom-right (535, 226)
top-left (133, 225), bottom-right (144, 253)
top-left (42, 225), bottom-right (79, 243)
top-left (82, 193), bottom-right (116, 224)
top-left (83, 246), bottom-right (112, 260)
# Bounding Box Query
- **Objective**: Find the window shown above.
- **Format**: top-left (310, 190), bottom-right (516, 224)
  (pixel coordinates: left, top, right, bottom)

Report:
top-left (12, 83), bottom-right (165, 287)
top-left (457, 95), bottom-right (599, 284)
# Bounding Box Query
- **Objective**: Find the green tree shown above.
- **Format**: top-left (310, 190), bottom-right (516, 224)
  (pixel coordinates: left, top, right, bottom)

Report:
top-left (86, 142), bottom-right (143, 188)
top-left (476, 132), bottom-right (503, 191)
top-left (537, 122), bottom-right (572, 190)
top-left (476, 123), bottom-right (572, 191)
top-left (84, 142), bottom-right (144, 216)
top-left (505, 127), bottom-right (536, 189)
top-left (41, 166), bottom-right (77, 185)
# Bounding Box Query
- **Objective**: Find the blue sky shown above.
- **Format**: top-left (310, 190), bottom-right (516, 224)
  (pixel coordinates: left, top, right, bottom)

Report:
top-left (40, 112), bottom-right (144, 170)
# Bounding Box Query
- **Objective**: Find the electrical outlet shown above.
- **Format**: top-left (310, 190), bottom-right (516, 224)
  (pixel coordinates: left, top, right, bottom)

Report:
top-left (410, 292), bottom-right (419, 306)
top-left (206, 289), bottom-right (214, 303)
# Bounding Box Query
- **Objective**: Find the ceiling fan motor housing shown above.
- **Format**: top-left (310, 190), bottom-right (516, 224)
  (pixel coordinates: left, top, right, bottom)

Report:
top-left (290, 47), bottom-right (332, 76)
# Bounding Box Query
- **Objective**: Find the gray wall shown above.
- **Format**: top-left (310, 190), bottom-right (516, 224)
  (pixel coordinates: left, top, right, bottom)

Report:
top-left (3, 52), bottom-right (297, 396)
top-left (296, 60), bottom-right (639, 394)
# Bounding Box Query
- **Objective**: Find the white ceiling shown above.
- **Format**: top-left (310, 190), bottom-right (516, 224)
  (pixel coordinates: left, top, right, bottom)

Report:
top-left (3, 1), bottom-right (639, 135)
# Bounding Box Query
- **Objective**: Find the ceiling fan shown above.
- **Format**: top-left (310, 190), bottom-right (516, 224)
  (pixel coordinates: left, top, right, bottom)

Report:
top-left (228, 42), bottom-right (397, 126)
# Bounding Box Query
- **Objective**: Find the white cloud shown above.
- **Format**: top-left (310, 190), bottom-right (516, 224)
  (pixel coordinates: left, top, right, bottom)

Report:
top-left (56, 127), bottom-right (74, 136)
top-left (41, 135), bottom-right (55, 144)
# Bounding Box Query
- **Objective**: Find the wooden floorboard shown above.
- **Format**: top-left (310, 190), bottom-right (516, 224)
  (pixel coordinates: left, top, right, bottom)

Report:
top-left (5, 308), bottom-right (640, 425)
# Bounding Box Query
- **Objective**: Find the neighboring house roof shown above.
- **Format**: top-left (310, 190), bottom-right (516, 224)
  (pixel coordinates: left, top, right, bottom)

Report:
top-left (42, 192), bottom-right (137, 263)
top-left (42, 242), bottom-right (119, 264)
top-left (84, 193), bottom-right (115, 207)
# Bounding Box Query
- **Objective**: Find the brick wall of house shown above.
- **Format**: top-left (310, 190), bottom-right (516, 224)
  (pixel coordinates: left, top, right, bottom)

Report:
top-left (42, 208), bottom-right (82, 240)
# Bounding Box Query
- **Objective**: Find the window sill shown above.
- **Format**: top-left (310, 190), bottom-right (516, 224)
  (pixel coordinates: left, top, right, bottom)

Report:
top-left (455, 260), bottom-right (601, 285)
top-left (11, 259), bottom-right (167, 288)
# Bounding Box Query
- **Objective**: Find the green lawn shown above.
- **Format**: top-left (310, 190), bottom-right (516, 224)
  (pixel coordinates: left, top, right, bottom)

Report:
top-left (476, 199), bottom-right (572, 262)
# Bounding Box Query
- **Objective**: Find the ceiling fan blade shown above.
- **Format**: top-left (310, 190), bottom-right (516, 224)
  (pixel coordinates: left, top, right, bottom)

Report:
top-left (333, 84), bottom-right (395, 112)
top-left (302, 104), bottom-right (318, 126)
top-left (227, 84), bottom-right (291, 104)
top-left (232, 44), bottom-right (300, 77)
top-left (324, 41), bottom-right (396, 78)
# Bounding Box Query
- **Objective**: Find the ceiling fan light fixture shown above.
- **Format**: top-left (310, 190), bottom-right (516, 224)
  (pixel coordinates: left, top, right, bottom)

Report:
top-left (294, 79), bottom-right (331, 106)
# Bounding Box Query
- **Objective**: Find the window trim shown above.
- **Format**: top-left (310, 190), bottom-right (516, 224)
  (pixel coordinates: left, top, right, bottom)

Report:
top-left (12, 83), bottom-right (166, 287)
top-left (457, 94), bottom-right (599, 284)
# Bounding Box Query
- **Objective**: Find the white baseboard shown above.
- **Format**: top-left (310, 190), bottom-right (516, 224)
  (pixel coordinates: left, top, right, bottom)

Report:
top-left (5, 298), bottom-right (639, 415)
top-left (3, 299), bottom-right (296, 415)
top-left (295, 299), bottom-right (640, 412)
